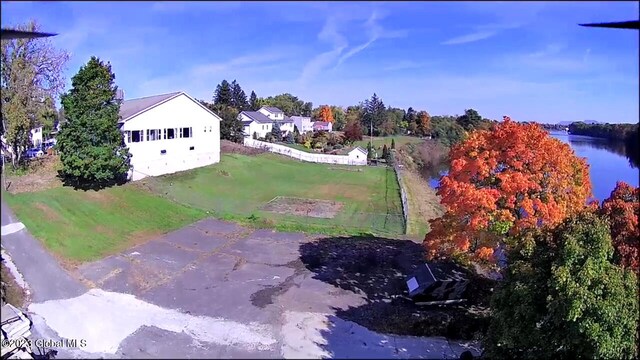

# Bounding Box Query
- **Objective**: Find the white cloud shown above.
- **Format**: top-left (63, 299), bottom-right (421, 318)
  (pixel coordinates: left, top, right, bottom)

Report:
top-left (297, 16), bottom-right (348, 85)
top-left (441, 30), bottom-right (498, 45)
top-left (441, 22), bottom-right (523, 46)
top-left (336, 11), bottom-right (408, 66)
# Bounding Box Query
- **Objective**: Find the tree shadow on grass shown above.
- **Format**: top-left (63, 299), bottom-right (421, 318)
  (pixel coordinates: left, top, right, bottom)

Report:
top-left (57, 170), bottom-right (128, 191)
top-left (299, 236), bottom-right (495, 342)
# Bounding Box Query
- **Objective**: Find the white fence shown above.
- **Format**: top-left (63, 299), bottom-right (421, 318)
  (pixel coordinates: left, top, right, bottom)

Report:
top-left (244, 138), bottom-right (367, 166)
top-left (389, 151), bottom-right (409, 234)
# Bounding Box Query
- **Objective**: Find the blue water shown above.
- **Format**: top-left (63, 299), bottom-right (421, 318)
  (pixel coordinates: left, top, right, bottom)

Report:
top-left (426, 131), bottom-right (639, 202)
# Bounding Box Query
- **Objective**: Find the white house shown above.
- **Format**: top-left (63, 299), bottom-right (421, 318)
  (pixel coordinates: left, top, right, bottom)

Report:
top-left (30, 126), bottom-right (43, 148)
top-left (313, 121), bottom-right (333, 132)
top-left (348, 147), bottom-right (368, 163)
top-left (119, 91), bottom-right (221, 181)
top-left (290, 116), bottom-right (313, 134)
top-left (239, 106), bottom-right (294, 139)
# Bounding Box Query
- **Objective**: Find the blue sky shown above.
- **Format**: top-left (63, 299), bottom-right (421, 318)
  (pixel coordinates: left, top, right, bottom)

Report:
top-left (2, 1), bottom-right (639, 123)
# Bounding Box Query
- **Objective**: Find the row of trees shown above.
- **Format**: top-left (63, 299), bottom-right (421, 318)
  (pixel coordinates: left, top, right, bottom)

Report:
top-left (423, 118), bottom-right (639, 358)
top-left (202, 80), bottom-right (494, 148)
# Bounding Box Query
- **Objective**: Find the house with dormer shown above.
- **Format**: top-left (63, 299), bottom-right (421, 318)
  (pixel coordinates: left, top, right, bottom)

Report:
top-left (238, 106), bottom-right (294, 139)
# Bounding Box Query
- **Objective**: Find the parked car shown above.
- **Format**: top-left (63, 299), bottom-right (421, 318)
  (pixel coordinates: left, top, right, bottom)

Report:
top-left (24, 148), bottom-right (44, 159)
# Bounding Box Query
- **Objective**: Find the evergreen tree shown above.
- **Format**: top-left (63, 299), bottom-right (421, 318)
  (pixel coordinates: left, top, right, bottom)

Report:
top-left (271, 121), bottom-right (282, 140)
top-left (391, 138), bottom-right (396, 149)
top-left (57, 56), bottom-right (131, 186)
top-left (205, 102), bottom-right (243, 143)
top-left (230, 80), bottom-right (248, 111)
top-left (363, 93), bottom-right (386, 136)
top-left (249, 90), bottom-right (259, 111)
top-left (214, 80), bottom-right (232, 106)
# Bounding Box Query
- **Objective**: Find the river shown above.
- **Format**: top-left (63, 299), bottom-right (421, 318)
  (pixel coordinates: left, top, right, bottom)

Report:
top-left (425, 130), bottom-right (639, 202)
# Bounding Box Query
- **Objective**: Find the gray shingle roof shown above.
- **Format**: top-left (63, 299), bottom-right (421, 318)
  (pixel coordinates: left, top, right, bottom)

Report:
top-left (261, 106), bottom-right (283, 114)
top-left (118, 92), bottom-right (181, 122)
top-left (241, 111), bottom-right (292, 124)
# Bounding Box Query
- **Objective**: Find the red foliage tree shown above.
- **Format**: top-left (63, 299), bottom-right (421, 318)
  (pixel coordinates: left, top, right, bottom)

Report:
top-left (343, 118), bottom-right (363, 143)
top-left (424, 117), bottom-right (593, 265)
top-left (599, 181), bottom-right (639, 272)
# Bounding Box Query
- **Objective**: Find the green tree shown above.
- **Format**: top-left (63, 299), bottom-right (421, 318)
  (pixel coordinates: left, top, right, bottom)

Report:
top-left (38, 96), bottom-right (58, 141)
top-left (249, 90), bottom-right (259, 111)
top-left (1, 20), bottom-right (69, 167)
top-left (261, 93), bottom-right (312, 116)
top-left (286, 132), bottom-right (294, 144)
top-left (362, 93), bottom-right (386, 136)
top-left (391, 138), bottom-right (395, 149)
top-left (485, 211), bottom-right (639, 359)
top-left (57, 57), bottom-right (131, 186)
top-left (430, 115), bottom-right (466, 147)
top-left (213, 80), bottom-right (232, 106)
top-left (271, 121), bottom-right (282, 140)
top-left (366, 142), bottom-right (374, 160)
top-left (331, 106), bottom-right (346, 131)
top-left (457, 108), bottom-right (483, 132)
top-left (203, 102), bottom-right (243, 143)
top-left (230, 80), bottom-right (248, 111)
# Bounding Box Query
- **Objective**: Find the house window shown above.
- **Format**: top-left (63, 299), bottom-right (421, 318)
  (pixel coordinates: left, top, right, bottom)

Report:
top-left (189, 146), bottom-right (195, 151)
top-left (166, 128), bottom-right (175, 139)
top-left (209, 126), bottom-right (212, 132)
top-left (147, 129), bottom-right (161, 141)
top-left (130, 130), bottom-right (143, 143)
top-left (160, 149), bottom-right (167, 155)
top-left (181, 127), bottom-right (192, 138)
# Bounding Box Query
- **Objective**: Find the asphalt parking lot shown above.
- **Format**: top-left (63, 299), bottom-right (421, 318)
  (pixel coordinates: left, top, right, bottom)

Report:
top-left (27, 218), bottom-right (480, 359)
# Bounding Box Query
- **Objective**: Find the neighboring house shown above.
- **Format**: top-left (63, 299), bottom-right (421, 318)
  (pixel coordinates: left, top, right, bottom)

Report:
top-left (239, 106), bottom-right (294, 139)
top-left (290, 116), bottom-right (313, 134)
top-left (313, 121), bottom-right (333, 132)
top-left (119, 91), bottom-right (222, 181)
top-left (30, 126), bottom-right (43, 148)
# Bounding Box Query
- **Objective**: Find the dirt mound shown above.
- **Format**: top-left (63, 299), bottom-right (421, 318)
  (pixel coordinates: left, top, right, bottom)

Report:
top-left (221, 140), bottom-right (265, 156)
top-left (262, 196), bottom-right (344, 219)
top-left (4, 155), bottom-right (63, 193)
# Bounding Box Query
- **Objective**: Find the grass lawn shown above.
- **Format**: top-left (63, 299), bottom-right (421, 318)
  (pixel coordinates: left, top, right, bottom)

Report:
top-left (3, 186), bottom-right (207, 262)
top-left (4, 153), bottom-right (404, 262)
top-left (142, 153), bottom-right (404, 237)
top-left (353, 135), bottom-right (424, 150)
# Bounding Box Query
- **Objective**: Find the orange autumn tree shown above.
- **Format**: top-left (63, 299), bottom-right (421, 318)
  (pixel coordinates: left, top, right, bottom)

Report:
top-left (318, 105), bottom-right (335, 123)
top-left (599, 181), bottom-right (639, 272)
top-left (424, 116), bottom-right (593, 264)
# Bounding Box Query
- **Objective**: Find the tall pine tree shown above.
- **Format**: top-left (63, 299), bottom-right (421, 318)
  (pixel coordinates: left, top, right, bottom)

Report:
top-left (230, 80), bottom-right (248, 111)
top-left (214, 80), bottom-right (232, 106)
top-left (249, 90), bottom-right (259, 111)
top-left (57, 56), bottom-right (131, 186)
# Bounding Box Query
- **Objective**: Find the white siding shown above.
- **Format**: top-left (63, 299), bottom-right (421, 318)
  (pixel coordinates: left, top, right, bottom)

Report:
top-left (121, 93), bottom-right (221, 181)
top-left (30, 127), bottom-right (43, 148)
top-left (292, 117), bottom-right (313, 134)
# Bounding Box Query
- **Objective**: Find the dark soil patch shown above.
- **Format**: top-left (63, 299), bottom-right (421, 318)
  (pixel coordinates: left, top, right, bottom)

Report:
top-left (262, 196), bottom-right (344, 219)
top-left (299, 236), bottom-right (495, 340)
top-left (221, 140), bottom-right (265, 156)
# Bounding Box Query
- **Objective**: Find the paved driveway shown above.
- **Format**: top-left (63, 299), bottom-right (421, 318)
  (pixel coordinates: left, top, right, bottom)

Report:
top-left (25, 218), bottom-right (481, 359)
